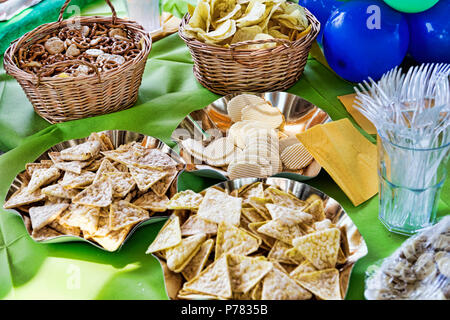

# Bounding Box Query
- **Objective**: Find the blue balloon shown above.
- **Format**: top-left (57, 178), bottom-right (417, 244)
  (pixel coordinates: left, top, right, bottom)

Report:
top-left (323, 0), bottom-right (410, 82)
top-left (298, 0), bottom-right (342, 44)
top-left (407, 1), bottom-right (450, 63)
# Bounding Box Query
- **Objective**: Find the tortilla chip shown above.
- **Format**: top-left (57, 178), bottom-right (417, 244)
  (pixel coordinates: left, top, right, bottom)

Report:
top-left (29, 203), bottom-right (69, 230)
top-left (257, 219), bottom-right (304, 245)
top-left (265, 203), bottom-right (312, 224)
top-left (268, 240), bottom-right (300, 264)
top-left (180, 215), bottom-right (218, 237)
top-left (295, 268), bottom-right (341, 300)
top-left (241, 207), bottom-right (266, 223)
top-left (88, 132), bottom-right (114, 151)
top-left (239, 182), bottom-right (264, 202)
top-left (182, 255), bottom-right (232, 299)
top-left (261, 262), bottom-right (312, 300)
top-left (247, 221), bottom-right (275, 248)
top-left (49, 219), bottom-right (81, 236)
top-left (104, 172), bottom-right (136, 198)
top-left (31, 226), bottom-right (63, 241)
top-left (72, 176), bottom-right (113, 207)
top-left (264, 187), bottom-right (307, 210)
top-left (146, 216), bottom-right (182, 253)
top-left (3, 185), bottom-right (46, 209)
top-left (227, 254), bottom-right (272, 293)
top-left (247, 197), bottom-right (271, 220)
top-left (215, 222), bottom-right (261, 260)
top-left (303, 199), bottom-right (326, 222)
top-left (27, 167), bottom-right (60, 193)
top-left (132, 191), bottom-right (169, 212)
top-left (291, 228), bottom-right (341, 270)
top-left (59, 171), bottom-right (96, 189)
top-left (197, 188), bottom-right (242, 226)
top-left (109, 200), bottom-right (149, 231)
top-left (289, 260), bottom-right (317, 279)
top-left (26, 162), bottom-right (52, 176)
top-left (58, 203), bottom-right (100, 234)
top-left (94, 158), bottom-right (119, 182)
top-left (167, 190), bottom-right (203, 210)
top-left (60, 141), bottom-right (101, 161)
top-left (166, 233), bottom-right (207, 272)
top-left (91, 225), bottom-right (132, 251)
top-left (128, 165), bottom-right (168, 192)
top-left (182, 239), bottom-right (215, 281)
top-left (150, 168), bottom-right (178, 196)
top-left (41, 183), bottom-right (79, 199)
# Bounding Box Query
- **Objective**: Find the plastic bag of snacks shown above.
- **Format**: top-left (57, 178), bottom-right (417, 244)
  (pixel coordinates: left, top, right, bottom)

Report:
top-left (365, 216), bottom-right (450, 300)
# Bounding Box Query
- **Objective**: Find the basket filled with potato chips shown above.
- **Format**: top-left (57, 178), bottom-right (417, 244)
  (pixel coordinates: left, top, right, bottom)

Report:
top-left (146, 177), bottom-right (368, 300)
top-left (3, 0), bottom-right (151, 123)
top-left (3, 131), bottom-right (185, 252)
top-left (172, 92), bottom-right (330, 181)
top-left (179, 0), bottom-right (320, 95)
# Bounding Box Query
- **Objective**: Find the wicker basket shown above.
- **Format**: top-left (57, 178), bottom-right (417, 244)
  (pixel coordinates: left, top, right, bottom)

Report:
top-left (179, 8), bottom-right (320, 95)
top-left (3, 0), bottom-right (152, 123)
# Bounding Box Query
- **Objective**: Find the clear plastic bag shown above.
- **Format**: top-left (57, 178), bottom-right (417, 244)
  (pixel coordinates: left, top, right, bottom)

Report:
top-left (365, 216), bottom-right (450, 300)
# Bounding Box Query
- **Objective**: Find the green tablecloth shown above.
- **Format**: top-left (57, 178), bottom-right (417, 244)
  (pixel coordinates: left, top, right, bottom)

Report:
top-left (0, 0), bottom-right (448, 300)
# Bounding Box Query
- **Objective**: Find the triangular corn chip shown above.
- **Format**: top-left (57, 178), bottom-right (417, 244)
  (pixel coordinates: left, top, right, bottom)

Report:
top-left (180, 215), bottom-right (218, 237)
top-left (3, 185), bottom-right (46, 209)
top-left (91, 225), bottom-right (132, 252)
top-left (150, 168), bottom-right (178, 196)
top-left (303, 199), bottom-right (326, 222)
top-left (146, 216), bottom-right (182, 253)
top-left (268, 240), bottom-right (300, 264)
top-left (104, 172), bottom-right (136, 198)
top-left (94, 158), bottom-right (119, 183)
top-left (132, 191), bottom-right (169, 212)
top-left (265, 203), bottom-right (312, 224)
top-left (227, 254), bottom-right (272, 293)
top-left (295, 268), bottom-right (341, 300)
top-left (31, 226), bottom-right (62, 241)
top-left (292, 228), bottom-right (341, 269)
top-left (128, 165), bottom-right (168, 192)
top-left (289, 260), bottom-right (317, 280)
top-left (59, 170), bottom-right (96, 189)
top-left (265, 187), bottom-right (307, 210)
top-left (60, 140), bottom-right (101, 161)
top-left (257, 219), bottom-right (304, 245)
top-left (261, 262), bottom-right (312, 300)
top-left (215, 222), bottom-right (261, 259)
top-left (29, 203), bottom-right (69, 230)
top-left (109, 200), bottom-right (149, 231)
top-left (59, 203), bottom-right (100, 234)
top-left (167, 190), bottom-right (203, 210)
top-left (166, 233), bottom-right (207, 272)
top-left (247, 221), bottom-right (275, 248)
top-left (198, 188), bottom-right (242, 226)
top-left (27, 167), bottom-right (60, 193)
top-left (49, 219), bottom-right (81, 236)
top-left (72, 176), bottom-right (113, 207)
top-left (238, 182), bottom-right (264, 202)
top-left (241, 207), bottom-right (266, 223)
top-left (182, 238), bottom-right (215, 281)
top-left (41, 183), bottom-right (79, 199)
top-left (182, 255), bottom-right (232, 299)
top-left (248, 197), bottom-right (271, 220)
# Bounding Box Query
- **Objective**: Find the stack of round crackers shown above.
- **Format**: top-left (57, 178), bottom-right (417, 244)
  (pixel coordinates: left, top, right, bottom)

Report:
top-left (147, 182), bottom-right (351, 300)
top-left (3, 132), bottom-right (183, 251)
top-left (180, 93), bottom-right (314, 179)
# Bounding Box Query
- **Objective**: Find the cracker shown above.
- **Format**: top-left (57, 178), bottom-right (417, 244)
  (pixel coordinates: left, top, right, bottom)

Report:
top-left (29, 203), bottom-right (69, 230)
top-left (182, 255), bottom-right (232, 299)
top-left (167, 190), bottom-right (203, 210)
top-left (295, 268), bottom-right (341, 300)
top-left (72, 175), bottom-right (113, 207)
top-left (227, 254), bottom-right (272, 293)
top-left (146, 216), bottom-right (181, 253)
top-left (109, 200), bottom-right (149, 231)
top-left (180, 215), bottom-right (218, 237)
top-left (215, 222), bottom-right (261, 260)
top-left (26, 162), bottom-right (52, 176)
top-left (94, 158), bottom-right (119, 183)
top-left (182, 239), bottom-right (215, 281)
top-left (291, 228), bottom-right (341, 270)
top-left (166, 233), bottom-right (207, 272)
top-left (49, 219), bottom-right (81, 236)
top-left (197, 188), bottom-right (242, 226)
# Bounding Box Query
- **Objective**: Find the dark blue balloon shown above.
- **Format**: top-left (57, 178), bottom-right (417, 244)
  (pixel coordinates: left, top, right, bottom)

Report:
top-left (407, 1), bottom-right (450, 63)
top-left (298, 0), bottom-right (342, 43)
top-left (323, 0), bottom-right (410, 82)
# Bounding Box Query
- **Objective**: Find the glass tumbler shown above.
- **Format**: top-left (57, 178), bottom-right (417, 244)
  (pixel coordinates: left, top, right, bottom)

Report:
top-left (125, 0), bottom-right (161, 33)
top-left (377, 134), bottom-right (450, 235)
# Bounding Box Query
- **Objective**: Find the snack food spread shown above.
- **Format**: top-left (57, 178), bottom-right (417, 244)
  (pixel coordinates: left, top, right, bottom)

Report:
top-left (182, 0), bottom-right (311, 48)
top-left (146, 181), bottom-right (352, 300)
top-left (3, 132), bottom-right (182, 251)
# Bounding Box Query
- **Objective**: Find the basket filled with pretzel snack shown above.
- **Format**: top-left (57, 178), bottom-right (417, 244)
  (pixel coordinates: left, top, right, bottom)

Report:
top-left (3, 0), bottom-right (151, 124)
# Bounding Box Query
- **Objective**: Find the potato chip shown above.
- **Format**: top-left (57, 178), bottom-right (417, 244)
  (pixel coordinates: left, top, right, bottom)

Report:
top-left (292, 228), bottom-right (340, 270)
top-left (72, 175), bottom-right (113, 207)
top-left (228, 120), bottom-right (268, 149)
top-left (128, 165), bottom-right (168, 192)
top-left (215, 222), bottom-right (261, 259)
top-left (41, 183), bottom-right (79, 199)
top-left (27, 167), bottom-right (60, 193)
top-left (132, 191), bottom-right (169, 212)
top-left (146, 216), bottom-right (182, 254)
top-left (59, 203), bottom-right (100, 234)
top-left (188, 0), bottom-right (211, 31)
top-left (60, 141), bottom-right (101, 161)
top-left (167, 190), bottom-right (203, 210)
top-left (182, 255), bottom-right (232, 299)
top-left (257, 218), bottom-right (304, 245)
top-left (236, 0), bottom-right (266, 28)
top-left (166, 233), bottom-right (207, 272)
top-left (109, 200), bottom-right (149, 231)
top-left (227, 254), bottom-right (272, 293)
top-left (197, 188), bottom-right (242, 226)
top-left (202, 19), bottom-right (236, 43)
top-left (230, 25), bottom-right (263, 44)
top-left (181, 215), bottom-right (218, 237)
top-left (29, 203), bottom-right (69, 231)
top-left (280, 142), bottom-right (313, 170)
top-left (227, 94), bottom-right (266, 122)
top-left (228, 161), bottom-right (265, 180)
top-left (3, 185), bottom-right (46, 209)
top-left (295, 268), bottom-right (342, 300)
top-left (182, 238), bottom-right (215, 281)
top-left (261, 262), bottom-right (312, 300)
top-left (203, 137), bottom-right (236, 167)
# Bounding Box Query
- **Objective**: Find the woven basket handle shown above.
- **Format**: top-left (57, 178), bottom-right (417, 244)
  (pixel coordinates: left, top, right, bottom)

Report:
top-left (229, 38), bottom-right (292, 67)
top-left (36, 60), bottom-right (101, 86)
top-left (58, 0), bottom-right (117, 24)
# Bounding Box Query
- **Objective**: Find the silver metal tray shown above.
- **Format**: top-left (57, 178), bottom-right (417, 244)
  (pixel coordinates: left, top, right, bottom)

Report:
top-left (4, 130), bottom-right (186, 251)
top-left (171, 91), bottom-right (331, 182)
top-left (156, 177), bottom-right (368, 300)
